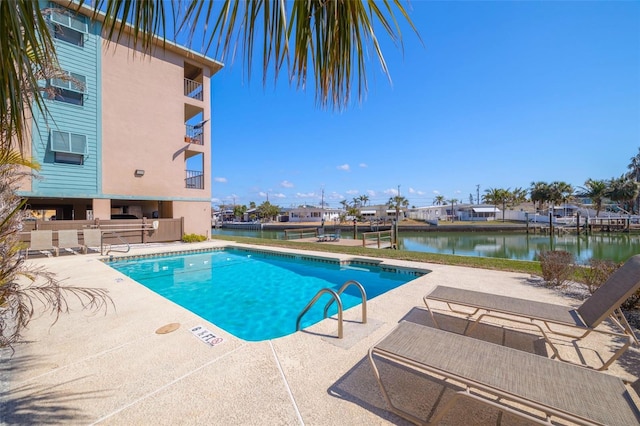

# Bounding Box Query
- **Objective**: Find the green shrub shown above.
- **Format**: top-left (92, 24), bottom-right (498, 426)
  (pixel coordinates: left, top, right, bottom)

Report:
top-left (182, 233), bottom-right (207, 243)
top-left (537, 250), bottom-right (575, 288)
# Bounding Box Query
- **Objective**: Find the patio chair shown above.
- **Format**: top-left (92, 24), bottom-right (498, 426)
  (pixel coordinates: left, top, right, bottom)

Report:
top-left (423, 254), bottom-right (640, 370)
top-left (57, 229), bottom-right (87, 254)
top-left (25, 230), bottom-right (58, 258)
top-left (316, 227), bottom-right (327, 242)
top-left (82, 228), bottom-right (103, 253)
top-left (369, 321), bottom-right (640, 426)
top-left (330, 228), bottom-right (341, 241)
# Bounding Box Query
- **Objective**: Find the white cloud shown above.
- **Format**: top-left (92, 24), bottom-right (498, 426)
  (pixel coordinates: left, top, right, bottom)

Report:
top-left (359, 163), bottom-right (368, 168)
top-left (296, 192), bottom-right (317, 198)
top-left (327, 191), bottom-right (343, 200)
top-left (367, 190), bottom-right (376, 197)
top-left (337, 164), bottom-right (350, 171)
top-left (258, 191), bottom-right (267, 197)
top-left (211, 197), bottom-right (221, 203)
top-left (409, 187), bottom-right (426, 195)
top-left (272, 193), bottom-right (286, 198)
top-left (346, 189), bottom-right (359, 195)
top-left (384, 188), bottom-right (399, 196)
top-left (280, 180), bottom-right (294, 188)
top-left (213, 177), bottom-right (227, 183)
top-left (433, 190), bottom-right (441, 195)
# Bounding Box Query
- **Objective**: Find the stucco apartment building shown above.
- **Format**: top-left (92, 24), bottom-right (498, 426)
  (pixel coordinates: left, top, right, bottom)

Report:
top-left (18, 1), bottom-right (222, 236)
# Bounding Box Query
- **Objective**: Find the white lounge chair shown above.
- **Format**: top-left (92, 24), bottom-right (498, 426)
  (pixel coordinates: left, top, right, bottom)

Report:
top-left (25, 230), bottom-right (58, 258)
top-left (82, 229), bottom-right (103, 253)
top-left (57, 229), bottom-right (86, 254)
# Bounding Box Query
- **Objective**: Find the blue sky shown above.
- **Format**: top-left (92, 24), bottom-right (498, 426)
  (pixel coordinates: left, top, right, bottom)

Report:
top-left (208, 1), bottom-right (639, 209)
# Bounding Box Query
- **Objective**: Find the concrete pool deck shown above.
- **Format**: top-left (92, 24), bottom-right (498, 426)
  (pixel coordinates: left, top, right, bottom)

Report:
top-left (3, 241), bottom-right (640, 425)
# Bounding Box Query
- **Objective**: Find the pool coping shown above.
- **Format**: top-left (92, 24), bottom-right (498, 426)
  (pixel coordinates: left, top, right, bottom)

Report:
top-left (102, 243), bottom-right (431, 278)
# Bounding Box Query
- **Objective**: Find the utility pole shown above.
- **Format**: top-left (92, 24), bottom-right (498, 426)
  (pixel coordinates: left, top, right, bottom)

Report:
top-left (476, 184), bottom-right (480, 205)
top-left (321, 188), bottom-right (325, 227)
top-left (394, 185), bottom-right (400, 248)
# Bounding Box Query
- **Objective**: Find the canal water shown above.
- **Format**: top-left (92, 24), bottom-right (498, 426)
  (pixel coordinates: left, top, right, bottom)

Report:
top-left (211, 228), bottom-right (640, 264)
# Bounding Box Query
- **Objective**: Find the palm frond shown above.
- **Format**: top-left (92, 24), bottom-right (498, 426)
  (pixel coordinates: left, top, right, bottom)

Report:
top-left (0, 1), bottom-right (57, 155)
top-left (155, 0), bottom-right (418, 110)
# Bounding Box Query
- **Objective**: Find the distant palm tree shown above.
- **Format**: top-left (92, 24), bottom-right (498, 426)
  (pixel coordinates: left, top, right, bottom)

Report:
top-left (529, 181), bottom-right (550, 212)
top-left (360, 194), bottom-right (369, 207)
top-left (511, 187), bottom-right (528, 205)
top-left (482, 188), bottom-right (509, 222)
top-left (388, 195), bottom-right (409, 220)
top-left (607, 175), bottom-right (640, 214)
top-left (627, 147), bottom-right (640, 213)
top-left (447, 198), bottom-right (459, 221)
top-left (577, 179), bottom-right (608, 217)
top-left (339, 199), bottom-right (349, 210)
top-left (433, 195), bottom-right (445, 206)
top-left (549, 181), bottom-right (574, 217)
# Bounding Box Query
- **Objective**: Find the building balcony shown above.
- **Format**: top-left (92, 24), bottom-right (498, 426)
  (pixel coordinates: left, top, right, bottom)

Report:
top-left (184, 124), bottom-right (204, 145)
top-left (185, 170), bottom-right (204, 189)
top-left (184, 78), bottom-right (203, 101)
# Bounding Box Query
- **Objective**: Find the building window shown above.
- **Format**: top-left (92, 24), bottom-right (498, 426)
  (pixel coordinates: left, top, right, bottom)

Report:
top-left (50, 7), bottom-right (87, 47)
top-left (54, 152), bottom-right (84, 165)
top-left (49, 71), bottom-right (86, 105)
top-left (51, 130), bottom-right (87, 165)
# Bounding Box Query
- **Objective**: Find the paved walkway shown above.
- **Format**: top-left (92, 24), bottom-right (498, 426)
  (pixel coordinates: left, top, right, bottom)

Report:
top-left (3, 241), bottom-right (639, 425)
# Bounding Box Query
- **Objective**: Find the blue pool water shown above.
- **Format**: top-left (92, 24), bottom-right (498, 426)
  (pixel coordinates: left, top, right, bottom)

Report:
top-left (107, 248), bottom-right (421, 341)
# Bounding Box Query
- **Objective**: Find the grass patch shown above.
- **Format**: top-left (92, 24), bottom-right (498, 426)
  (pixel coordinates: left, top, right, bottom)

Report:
top-left (210, 235), bottom-right (542, 275)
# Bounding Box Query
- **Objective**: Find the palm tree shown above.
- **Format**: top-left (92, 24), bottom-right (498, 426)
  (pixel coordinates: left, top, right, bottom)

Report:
top-left (339, 199), bottom-right (349, 210)
top-left (433, 195), bottom-right (445, 206)
top-left (627, 147), bottom-right (640, 213)
top-left (511, 187), bottom-right (528, 205)
top-left (233, 204), bottom-right (247, 221)
top-left (607, 175), bottom-right (640, 214)
top-left (577, 179), bottom-right (608, 217)
top-left (447, 198), bottom-right (459, 221)
top-left (549, 181), bottom-right (574, 217)
top-left (0, 151), bottom-right (111, 347)
top-left (257, 201), bottom-right (281, 222)
top-left (360, 194), bottom-right (369, 207)
top-left (529, 181), bottom-right (550, 212)
top-left (388, 195), bottom-right (409, 220)
top-left (482, 188), bottom-right (509, 222)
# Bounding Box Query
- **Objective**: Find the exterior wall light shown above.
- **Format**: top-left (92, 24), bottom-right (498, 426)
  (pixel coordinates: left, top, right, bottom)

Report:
top-left (134, 169), bottom-right (145, 177)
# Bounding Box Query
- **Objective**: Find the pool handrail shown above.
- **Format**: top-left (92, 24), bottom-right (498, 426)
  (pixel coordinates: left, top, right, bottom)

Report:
top-left (296, 288), bottom-right (343, 338)
top-left (323, 280), bottom-right (367, 325)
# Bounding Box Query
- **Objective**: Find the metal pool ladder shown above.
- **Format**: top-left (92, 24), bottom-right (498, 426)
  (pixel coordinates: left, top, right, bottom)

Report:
top-left (296, 280), bottom-right (367, 339)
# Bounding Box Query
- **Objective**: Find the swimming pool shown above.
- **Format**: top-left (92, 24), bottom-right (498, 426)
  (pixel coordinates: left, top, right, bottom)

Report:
top-left (107, 248), bottom-right (425, 341)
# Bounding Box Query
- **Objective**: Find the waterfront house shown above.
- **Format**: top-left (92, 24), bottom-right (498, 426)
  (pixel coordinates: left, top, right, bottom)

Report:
top-left (287, 206), bottom-right (342, 223)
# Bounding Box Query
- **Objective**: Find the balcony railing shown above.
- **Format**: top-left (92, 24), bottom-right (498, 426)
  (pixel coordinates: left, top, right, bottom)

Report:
top-left (184, 124), bottom-right (204, 145)
top-left (185, 170), bottom-right (204, 189)
top-left (184, 78), bottom-right (203, 101)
